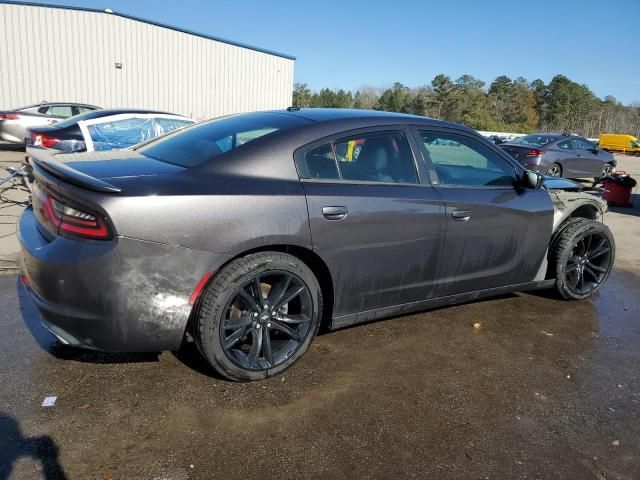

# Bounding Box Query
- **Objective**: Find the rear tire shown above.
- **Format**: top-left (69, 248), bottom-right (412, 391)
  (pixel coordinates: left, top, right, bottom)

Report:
top-left (547, 163), bottom-right (562, 177)
top-left (551, 218), bottom-right (615, 300)
top-left (194, 251), bottom-right (322, 381)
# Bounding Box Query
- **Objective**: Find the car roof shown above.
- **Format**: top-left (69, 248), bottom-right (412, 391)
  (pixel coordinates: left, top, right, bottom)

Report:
top-left (75, 108), bottom-right (181, 120)
top-left (264, 108), bottom-right (477, 133)
top-left (17, 102), bottom-right (100, 109)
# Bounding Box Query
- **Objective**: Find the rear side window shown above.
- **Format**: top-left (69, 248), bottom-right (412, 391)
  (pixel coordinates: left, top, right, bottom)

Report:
top-left (137, 113), bottom-right (309, 167)
top-left (38, 106), bottom-right (49, 114)
top-left (558, 140), bottom-right (572, 149)
top-left (49, 105), bottom-right (74, 117)
top-left (420, 131), bottom-right (516, 187)
top-left (303, 131), bottom-right (418, 184)
top-left (305, 143), bottom-right (339, 179)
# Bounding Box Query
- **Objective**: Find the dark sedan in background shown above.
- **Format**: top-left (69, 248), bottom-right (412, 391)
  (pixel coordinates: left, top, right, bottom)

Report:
top-left (0, 102), bottom-right (100, 144)
top-left (26, 108), bottom-right (194, 152)
top-left (18, 109), bottom-right (614, 381)
top-left (500, 133), bottom-right (616, 179)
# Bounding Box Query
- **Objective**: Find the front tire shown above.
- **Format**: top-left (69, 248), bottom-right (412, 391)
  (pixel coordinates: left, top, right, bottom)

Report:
top-left (594, 162), bottom-right (614, 182)
top-left (551, 218), bottom-right (615, 300)
top-left (194, 252), bottom-right (322, 381)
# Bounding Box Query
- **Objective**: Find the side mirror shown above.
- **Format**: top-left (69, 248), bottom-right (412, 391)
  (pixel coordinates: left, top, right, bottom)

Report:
top-left (523, 170), bottom-right (543, 189)
top-left (591, 148), bottom-right (598, 154)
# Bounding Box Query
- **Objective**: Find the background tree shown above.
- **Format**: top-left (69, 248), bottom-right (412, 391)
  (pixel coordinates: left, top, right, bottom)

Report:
top-left (353, 86), bottom-right (380, 110)
top-left (292, 83), bottom-right (311, 107)
top-left (295, 74), bottom-right (640, 137)
top-left (431, 74), bottom-right (456, 120)
top-left (376, 83), bottom-right (411, 113)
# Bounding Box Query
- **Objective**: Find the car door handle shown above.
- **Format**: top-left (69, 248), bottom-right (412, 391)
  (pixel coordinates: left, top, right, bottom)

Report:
top-left (322, 206), bottom-right (348, 220)
top-left (452, 210), bottom-right (471, 222)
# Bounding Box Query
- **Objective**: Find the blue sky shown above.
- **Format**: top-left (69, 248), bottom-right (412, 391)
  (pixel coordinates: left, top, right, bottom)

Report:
top-left (22, 0), bottom-right (640, 104)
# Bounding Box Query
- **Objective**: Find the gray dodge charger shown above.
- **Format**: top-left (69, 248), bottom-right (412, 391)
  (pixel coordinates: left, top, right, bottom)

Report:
top-left (18, 109), bottom-right (615, 381)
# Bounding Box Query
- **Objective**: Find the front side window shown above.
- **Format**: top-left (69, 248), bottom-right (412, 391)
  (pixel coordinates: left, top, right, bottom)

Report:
top-left (420, 131), bottom-right (516, 187)
top-left (573, 138), bottom-right (595, 151)
top-left (303, 131), bottom-right (418, 184)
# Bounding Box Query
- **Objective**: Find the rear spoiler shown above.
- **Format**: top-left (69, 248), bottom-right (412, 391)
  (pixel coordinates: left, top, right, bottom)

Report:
top-left (27, 146), bottom-right (121, 193)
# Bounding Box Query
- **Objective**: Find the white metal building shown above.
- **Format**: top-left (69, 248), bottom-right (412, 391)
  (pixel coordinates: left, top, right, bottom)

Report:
top-left (0, 1), bottom-right (295, 120)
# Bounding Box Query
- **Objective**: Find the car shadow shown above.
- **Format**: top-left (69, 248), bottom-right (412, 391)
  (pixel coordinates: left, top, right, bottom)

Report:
top-left (0, 411), bottom-right (68, 480)
top-left (171, 340), bottom-right (228, 380)
top-left (0, 142), bottom-right (25, 152)
top-left (322, 292), bottom-right (520, 335)
top-left (17, 279), bottom-right (160, 365)
top-left (607, 193), bottom-right (640, 217)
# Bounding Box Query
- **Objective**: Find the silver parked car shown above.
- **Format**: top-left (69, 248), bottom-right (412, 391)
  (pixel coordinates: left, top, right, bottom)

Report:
top-left (0, 102), bottom-right (100, 144)
top-left (500, 133), bottom-right (616, 179)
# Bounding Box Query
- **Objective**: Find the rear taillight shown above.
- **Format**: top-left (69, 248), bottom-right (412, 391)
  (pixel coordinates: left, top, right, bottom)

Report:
top-left (33, 182), bottom-right (112, 240)
top-left (33, 133), bottom-right (60, 148)
top-left (526, 149), bottom-right (544, 157)
top-left (0, 113), bottom-right (20, 120)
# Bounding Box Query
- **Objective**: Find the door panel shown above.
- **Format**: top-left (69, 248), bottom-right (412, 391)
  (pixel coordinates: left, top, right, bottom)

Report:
top-left (551, 140), bottom-right (579, 177)
top-left (303, 182), bottom-right (445, 316)
top-left (434, 187), bottom-right (553, 296)
top-left (572, 138), bottom-right (600, 176)
top-left (415, 128), bottom-right (554, 297)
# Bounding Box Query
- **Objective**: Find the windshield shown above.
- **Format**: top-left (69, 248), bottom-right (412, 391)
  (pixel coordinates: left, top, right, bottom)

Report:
top-left (512, 135), bottom-right (558, 146)
top-left (137, 112), bottom-right (310, 167)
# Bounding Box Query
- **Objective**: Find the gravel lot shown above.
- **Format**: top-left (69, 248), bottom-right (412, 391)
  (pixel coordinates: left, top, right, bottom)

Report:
top-left (1, 145), bottom-right (639, 479)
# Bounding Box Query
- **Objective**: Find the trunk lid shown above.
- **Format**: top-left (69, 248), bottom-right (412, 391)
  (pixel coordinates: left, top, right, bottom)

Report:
top-left (27, 146), bottom-right (185, 192)
top-left (499, 144), bottom-right (542, 161)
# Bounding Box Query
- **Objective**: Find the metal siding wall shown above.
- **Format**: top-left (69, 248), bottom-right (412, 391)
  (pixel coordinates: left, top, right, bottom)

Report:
top-left (0, 4), bottom-right (294, 119)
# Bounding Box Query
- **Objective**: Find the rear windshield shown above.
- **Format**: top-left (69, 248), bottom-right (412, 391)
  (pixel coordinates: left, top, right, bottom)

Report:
top-left (53, 110), bottom-right (109, 128)
top-left (511, 134), bottom-right (558, 146)
top-left (136, 112), bottom-right (309, 167)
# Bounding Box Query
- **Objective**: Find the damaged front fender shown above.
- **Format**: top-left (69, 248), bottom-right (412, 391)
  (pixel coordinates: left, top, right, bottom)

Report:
top-left (546, 183), bottom-right (608, 232)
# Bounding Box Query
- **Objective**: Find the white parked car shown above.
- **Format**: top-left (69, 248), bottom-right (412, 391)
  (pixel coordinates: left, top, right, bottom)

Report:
top-left (25, 109), bottom-right (195, 152)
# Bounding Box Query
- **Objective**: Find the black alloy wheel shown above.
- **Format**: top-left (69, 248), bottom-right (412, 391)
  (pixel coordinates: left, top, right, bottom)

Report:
top-left (194, 251), bottom-right (322, 381)
top-left (553, 218), bottom-right (615, 300)
top-left (221, 271), bottom-right (313, 371)
top-left (563, 232), bottom-right (612, 296)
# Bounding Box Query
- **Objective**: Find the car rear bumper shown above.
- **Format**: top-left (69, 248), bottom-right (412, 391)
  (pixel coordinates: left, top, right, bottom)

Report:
top-left (18, 207), bottom-right (232, 352)
top-left (0, 122), bottom-right (27, 143)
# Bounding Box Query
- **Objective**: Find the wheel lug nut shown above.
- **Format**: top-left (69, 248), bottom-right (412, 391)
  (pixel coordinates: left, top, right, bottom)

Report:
top-left (267, 322), bottom-right (271, 328)
top-left (253, 312), bottom-right (258, 317)
top-left (256, 324), bottom-right (261, 329)
top-left (271, 311), bottom-right (276, 316)
top-left (263, 304), bottom-right (268, 309)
